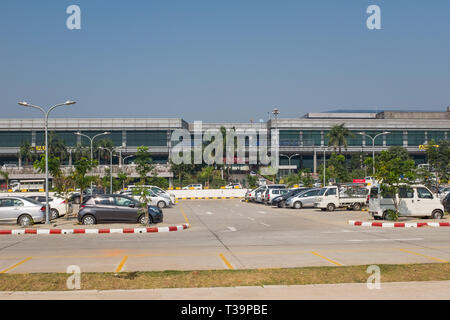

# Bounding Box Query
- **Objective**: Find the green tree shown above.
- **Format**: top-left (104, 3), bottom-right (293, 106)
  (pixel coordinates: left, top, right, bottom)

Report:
top-left (327, 153), bottom-right (350, 183)
top-left (247, 174), bottom-right (257, 188)
top-left (94, 139), bottom-right (114, 165)
top-left (72, 157), bottom-right (97, 204)
top-left (48, 132), bottom-right (68, 162)
top-left (326, 124), bottom-right (355, 154)
top-left (135, 146), bottom-right (154, 184)
top-left (18, 141), bottom-right (34, 166)
top-left (374, 150), bottom-right (416, 221)
top-left (426, 139), bottom-right (450, 186)
top-left (198, 166), bottom-right (214, 187)
top-left (33, 154), bottom-right (62, 178)
top-left (116, 171), bottom-right (130, 191)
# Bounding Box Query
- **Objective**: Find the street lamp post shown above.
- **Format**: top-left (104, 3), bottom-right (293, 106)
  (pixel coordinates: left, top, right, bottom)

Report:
top-left (18, 100), bottom-right (76, 224)
top-left (99, 147), bottom-right (119, 194)
top-left (358, 132), bottom-right (391, 175)
top-left (280, 154), bottom-right (300, 175)
top-left (122, 155), bottom-right (134, 165)
top-left (74, 131), bottom-right (110, 193)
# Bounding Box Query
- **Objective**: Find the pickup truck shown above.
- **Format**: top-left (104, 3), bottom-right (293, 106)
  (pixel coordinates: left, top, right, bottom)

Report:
top-left (314, 185), bottom-right (369, 211)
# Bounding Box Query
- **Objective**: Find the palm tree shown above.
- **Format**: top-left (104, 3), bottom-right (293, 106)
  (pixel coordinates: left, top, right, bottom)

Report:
top-left (326, 124), bottom-right (355, 154)
top-left (94, 138), bottom-right (114, 165)
top-left (48, 132), bottom-right (68, 162)
top-left (18, 141), bottom-right (34, 166)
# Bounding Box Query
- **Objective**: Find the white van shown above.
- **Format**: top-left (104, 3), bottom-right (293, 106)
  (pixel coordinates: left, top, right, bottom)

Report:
top-left (369, 185), bottom-right (445, 220)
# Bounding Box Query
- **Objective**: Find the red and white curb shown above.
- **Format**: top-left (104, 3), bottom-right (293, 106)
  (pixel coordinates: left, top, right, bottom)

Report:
top-left (348, 220), bottom-right (450, 228)
top-left (0, 224), bottom-right (190, 235)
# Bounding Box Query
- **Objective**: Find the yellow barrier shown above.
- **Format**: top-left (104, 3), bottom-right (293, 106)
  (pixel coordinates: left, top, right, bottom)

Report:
top-left (176, 187), bottom-right (181, 190)
top-left (21, 189), bottom-right (28, 193)
top-left (38, 189), bottom-right (45, 192)
top-left (220, 186), bottom-right (226, 189)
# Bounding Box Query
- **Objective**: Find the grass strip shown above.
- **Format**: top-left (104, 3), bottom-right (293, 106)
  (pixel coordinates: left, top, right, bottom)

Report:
top-left (0, 263), bottom-right (449, 291)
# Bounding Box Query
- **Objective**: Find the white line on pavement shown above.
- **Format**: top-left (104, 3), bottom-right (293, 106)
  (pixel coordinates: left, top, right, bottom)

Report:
top-left (247, 217), bottom-right (255, 221)
top-left (226, 227), bottom-right (237, 232)
top-left (206, 211), bottom-right (214, 215)
top-left (260, 222), bottom-right (270, 227)
top-left (347, 238), bottom-right (424, 242)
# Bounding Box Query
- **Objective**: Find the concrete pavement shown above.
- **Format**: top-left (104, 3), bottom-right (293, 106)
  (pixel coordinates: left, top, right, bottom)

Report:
top-left (0, 200), bottom-right (449, 273)
top-left (1, 280), bottom-right (449, 300)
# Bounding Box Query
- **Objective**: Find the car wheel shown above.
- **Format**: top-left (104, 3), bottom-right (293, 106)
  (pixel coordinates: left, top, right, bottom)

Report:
top-left (278, 201), bottom-right (285, 208)
top-left (431, 210), bottom-right (444, 220)
top-left (139, 214), bottom-right (153, 225)
top-left (353, 203), bottom-right (362, 211)
top-left (51, 209), bottom-right (59, 220)
top-left (157, 201), bottom-right (166, 209)
top-left (18, 214), bottom-right (33, 227)
top-left (326, 203), bottom-right (335, 212)
top-left (82, 215), bottom-right (96, 225)
top-left (294, 201), bottom-right (303, 209)
top-left (382, 211), bottom-right (393, 221)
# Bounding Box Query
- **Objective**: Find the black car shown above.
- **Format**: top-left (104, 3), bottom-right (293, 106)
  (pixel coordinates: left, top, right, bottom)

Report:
top-left (271, 187), bottom-right (311, 208)
top-left (443, 193), bottom-right (450, 214)
top-left (77, 194), bottom-right (163, 225)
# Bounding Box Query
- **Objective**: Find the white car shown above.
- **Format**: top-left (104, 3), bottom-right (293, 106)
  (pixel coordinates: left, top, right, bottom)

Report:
top-left (121, 190), bottom-right (171, 208)
top-left (182, 184), bottom-right (203, 190)
top-left (225, 183), bottom-right (242, 189)
top-left (369, 185), bottom-right (445, 220)
top-left (439, 187), bottom-right (450, 200)
top-left (26, 195), bottom-right (72, 220)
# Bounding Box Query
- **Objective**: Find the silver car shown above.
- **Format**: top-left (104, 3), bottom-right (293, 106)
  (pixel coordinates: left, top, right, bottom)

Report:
top-left (285, 189), bottom-right (321, 209)
top-left (0, 196), bottom-right (46, 226)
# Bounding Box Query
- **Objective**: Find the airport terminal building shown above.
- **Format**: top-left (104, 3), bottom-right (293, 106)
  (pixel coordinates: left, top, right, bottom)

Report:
top-left (0, 108), bottom-right (449, 175)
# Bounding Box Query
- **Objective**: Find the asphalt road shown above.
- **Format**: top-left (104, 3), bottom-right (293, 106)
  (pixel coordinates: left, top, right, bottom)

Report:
top-left (0, 200), bottom-right (449, 274)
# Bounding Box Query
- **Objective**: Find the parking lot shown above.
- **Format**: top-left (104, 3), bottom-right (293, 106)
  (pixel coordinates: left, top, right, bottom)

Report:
top-left (0, 199), bottom-right (449, 274)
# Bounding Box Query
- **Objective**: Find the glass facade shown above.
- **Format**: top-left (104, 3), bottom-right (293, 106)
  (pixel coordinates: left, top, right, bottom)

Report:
top-left (347, 131), bottom-right (363, 146)
top-left (280, 130), bottom-right (300, 146)
top-left (407, 131), bottom-right (425, 146)
top-left (82, 131), bottom-right (123, 147)
top-left (427, 131), bottom-right (445, 143)
top-left (386, 131), bottom-right (404, 146)
top-left (0, 131), bottom-right (31, 147)
top-left (364, 131), bottom-right (383, 146)
top-left (126, 130), bottom-right (167, 147)
top-left (302, 130), bottom-right (321, 146)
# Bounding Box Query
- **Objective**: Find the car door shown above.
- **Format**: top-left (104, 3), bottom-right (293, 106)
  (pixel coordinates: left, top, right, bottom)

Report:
top-left (93, 197), bottom-right (116, 223)
top-left (302, 190), bottom-right (320, 207)
top-left (398, 187), bottom-right (415, 216)
top-left (0, 198), bottom-right (19, 223)
top-left (113, 196), bottom-right (138, 222)
top-left (415, 187), bottom-right (435, 216)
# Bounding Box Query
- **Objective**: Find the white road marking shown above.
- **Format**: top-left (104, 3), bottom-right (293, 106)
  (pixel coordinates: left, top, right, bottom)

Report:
top-left (260, 222), bottom-right (270, 227)
top-left (258, 211), bottom-right (267, 215)
top-left (347, 238), bottom-right (424, 242)
top-left (206, 211), bottom-right (214, 215)
top-left (247, 217), bottom-right (255, 221)
top-left (226, 227), bottom-right (237, 232)
top-left (321, 230), bottom-right (383, 234)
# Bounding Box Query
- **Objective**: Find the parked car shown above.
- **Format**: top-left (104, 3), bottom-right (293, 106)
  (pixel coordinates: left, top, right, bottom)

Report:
top-left (124, 185), bottom-right (176, 205)
top-left (258, 184), bottom-right (286, 203)
top-left (225, 183), bottom-right (242, 189)
top-left (264, 188), bottom-right (289, 205)
top-left (121, 190), bottom-right (171, 208)
top-left (314, 184), bottom-right (369, 211)
top-left (271, 188), bottom-right (311, 208)
top-left (368, 185), bottom-right (445, 220)
top-left (438, 186), bottom-right (450, 200)
top-left (78, 194), bottom-right (163, 225)
top-left (245, 188), bottom-right (258, 201)
top-left (442, 193), bottom-right (450, 213)
top-left (182, 184), bottom-right (203, 190)
top-left (285, 189), bottom-right (321, 209)
top-left (26, 196), bottom-right (72, 220)
top-left (0, 196), bottom-right (46, 226)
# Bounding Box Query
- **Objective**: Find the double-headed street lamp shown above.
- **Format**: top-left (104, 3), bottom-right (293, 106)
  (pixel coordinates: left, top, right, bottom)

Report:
top-left (280, 153), bottom-right (300, 175)
top-left (358, 131), bottom-right (391, 175)
top-left (74, 131), bottom-right (110, 193)
top-left (18, 100), bottom-right (76, 224)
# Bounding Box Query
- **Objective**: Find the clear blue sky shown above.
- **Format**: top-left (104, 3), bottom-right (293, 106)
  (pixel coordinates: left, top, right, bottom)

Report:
top-left (1, 0), bottom-right (449, 122)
